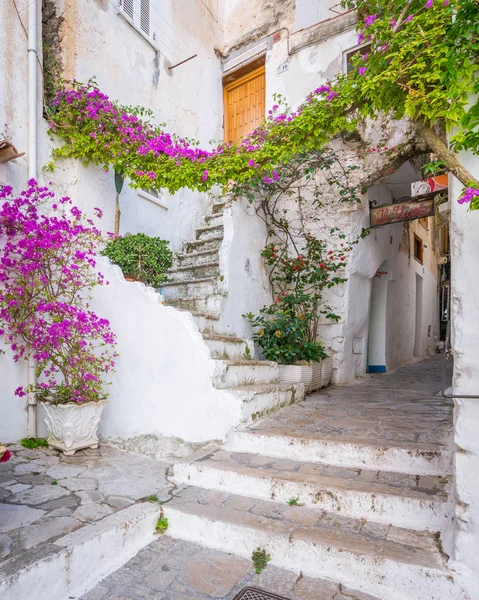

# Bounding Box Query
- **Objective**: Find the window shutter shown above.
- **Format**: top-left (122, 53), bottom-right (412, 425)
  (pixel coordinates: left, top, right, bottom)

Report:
top-left (119, 0), bottom-right (151, 38)
top-left (140, 0), bottom-right (150, 36)
top-left (121, 0), bottom-right (134, 19)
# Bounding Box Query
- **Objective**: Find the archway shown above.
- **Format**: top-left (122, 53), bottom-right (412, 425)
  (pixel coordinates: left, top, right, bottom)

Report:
top-left (367, 260), bottom-right (392, 373)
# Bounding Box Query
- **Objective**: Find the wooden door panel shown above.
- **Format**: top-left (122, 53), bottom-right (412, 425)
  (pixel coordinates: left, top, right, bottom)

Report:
top-left (224, 66), bottom-right (265, 143)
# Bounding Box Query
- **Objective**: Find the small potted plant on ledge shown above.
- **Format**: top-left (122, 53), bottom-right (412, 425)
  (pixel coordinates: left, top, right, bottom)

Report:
top-left (101, 232), bottom-right (173, 289)
top-left (0, 181), bottom-right (117, 455)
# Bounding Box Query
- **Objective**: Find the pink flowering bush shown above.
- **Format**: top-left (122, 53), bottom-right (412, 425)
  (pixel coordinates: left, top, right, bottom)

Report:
top-left (0, 181), bottom-right (117, 404)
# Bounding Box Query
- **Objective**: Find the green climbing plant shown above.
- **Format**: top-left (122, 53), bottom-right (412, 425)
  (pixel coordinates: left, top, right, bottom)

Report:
top-left (46, 1), bottom-right (478, 207)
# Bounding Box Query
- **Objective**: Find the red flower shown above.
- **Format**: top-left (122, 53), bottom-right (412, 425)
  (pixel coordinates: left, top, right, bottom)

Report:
top-left (0, 449), bottom-right (11, 463)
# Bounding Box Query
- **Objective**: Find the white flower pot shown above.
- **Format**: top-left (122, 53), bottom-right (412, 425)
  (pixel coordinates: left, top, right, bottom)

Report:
top-left (320, 357), bottom-right (333, 388)
top-left (41, 400), bottom-right (107, 456)
top-left (308, 361), bottom-right (323, 393)
top-left (278, 364), bottom-right (313, 388)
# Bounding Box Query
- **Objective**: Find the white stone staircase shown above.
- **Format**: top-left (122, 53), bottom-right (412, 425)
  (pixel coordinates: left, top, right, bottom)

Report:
top-left (164, 437), bottom-right (462, 600)
top-left (163, 197), bottom-right (305, 426)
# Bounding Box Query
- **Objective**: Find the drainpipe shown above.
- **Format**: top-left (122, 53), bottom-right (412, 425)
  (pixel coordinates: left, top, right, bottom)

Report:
top-left (26, 0), bottom-right (38, 437)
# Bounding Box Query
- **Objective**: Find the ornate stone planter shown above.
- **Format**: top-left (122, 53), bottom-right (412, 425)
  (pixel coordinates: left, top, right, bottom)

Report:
top-left (41, 400), bottom-right (107, 456)
top-left (278, 364), bottom-right (313, 388)
top-left (308, 361), bottom-right (323, 393)
top-left (320, 356), bottom-right (333, 388)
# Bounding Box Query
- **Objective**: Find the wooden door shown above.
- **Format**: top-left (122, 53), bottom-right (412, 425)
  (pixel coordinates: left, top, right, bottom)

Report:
top-left (224, 65), bottom-right (266, 144)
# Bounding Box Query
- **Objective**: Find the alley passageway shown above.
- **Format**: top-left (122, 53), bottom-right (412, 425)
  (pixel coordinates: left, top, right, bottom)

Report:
top-left (248, 354), bottom-right (454, 453)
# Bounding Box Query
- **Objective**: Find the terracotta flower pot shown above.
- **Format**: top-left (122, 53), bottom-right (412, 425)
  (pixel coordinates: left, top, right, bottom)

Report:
top-left (40, 400), bottom-right (107, 456)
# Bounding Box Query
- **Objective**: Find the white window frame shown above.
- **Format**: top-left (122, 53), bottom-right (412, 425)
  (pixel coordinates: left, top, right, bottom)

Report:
top-left (137, 188), bottom-right (168, 210)
top-left (343, 42), bottom-right (372, 74)
top-left (117, 0), bottom-right (156, 49)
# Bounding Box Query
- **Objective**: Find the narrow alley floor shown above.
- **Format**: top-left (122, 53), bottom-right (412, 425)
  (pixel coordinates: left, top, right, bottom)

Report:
top-left (79, 355), bottom-right (456, 600)
top-left (248, 353), bottom-right (454, 451)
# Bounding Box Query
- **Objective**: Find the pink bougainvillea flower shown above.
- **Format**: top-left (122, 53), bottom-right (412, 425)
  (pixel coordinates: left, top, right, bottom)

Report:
top-left (201, 169), bottom-right (209, 182)
top-left (364, 14), bottom-right (377, 28)
top-left (358, 67), bottom-right (368, 76)
top-left (458, 187), bottom-right (479, 205)
top-left (426, 0), bottom-right (433, 7)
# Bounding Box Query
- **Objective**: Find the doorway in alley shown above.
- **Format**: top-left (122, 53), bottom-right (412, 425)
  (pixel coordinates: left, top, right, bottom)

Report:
top-left (367, 259), bottom-right (391, 372)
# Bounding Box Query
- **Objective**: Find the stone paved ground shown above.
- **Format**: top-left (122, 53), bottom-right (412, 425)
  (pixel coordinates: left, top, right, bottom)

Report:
top-left (81, 536), bottom-right (378, 600)
top-left (0, 445), bottom-right (170, 565)
top-left (248, 355), bottom-right (454, 450)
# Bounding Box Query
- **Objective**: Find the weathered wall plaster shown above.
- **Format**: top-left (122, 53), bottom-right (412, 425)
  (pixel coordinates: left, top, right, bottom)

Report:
top-left (449, 147), bottom-right (479, 598)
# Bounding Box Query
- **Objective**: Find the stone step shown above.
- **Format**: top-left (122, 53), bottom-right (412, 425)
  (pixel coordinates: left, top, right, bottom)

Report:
top-left (196, 224), bottom-right (224, 241)
top-left (164, 487), bottom-right (465, 600)
top-left (204, 213), bottom-right (223, 227)
top-left (174, 450), bottom-right (452, 531)
top-left (212, 359), bottom-right (279, 389)
top-left (0, 502), bottom-right (159, 600)
top-left (211, 200), bottom-right (227, 214)
top-left (227, 382), bottom-right (305, 424)
top-left (203, 334), bottom-right (254, 360)
top-left (161, 276), bottom-right (219, 299)
top-left (188, 310), bottom-right (220, 333)
top-left (168, 261), bottom-right (220, 282)
top-left (175, 248), bottom-right (219, 268)
top-left (183, 236), bottom-right (223, 254)
top-left (166, 294), bottom-right (223, 315)
top-left (226, 429), bottom-right (453, 476)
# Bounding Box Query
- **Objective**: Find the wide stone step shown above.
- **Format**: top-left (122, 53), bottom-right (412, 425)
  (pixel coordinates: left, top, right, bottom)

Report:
top-left (226, 429), bottom-right (453, 476)
top-left (212, 359), bottom-right (279, 389)
top-left (162, 276), bottom-right (219, 299)
top-left (166, 294), bottom-right (223, 315)
top-left (227, 382), bottom-right (305, 424)
top-left (196, 224), bottom-right (224, 241)
top-left (203, 334), bottom-right (255, 361)
top-left (175, 248), bottom-right (219, 268)
top-left (168, 261), bottom-right (220, 282)
top-left (174, 450), bottom-right (452, 531)
top-left (183, 236), bottom-right (223, 254)
top-left (0, 503), bottom-right (159, 600)
top-left (164, 487), bottom-right (465, 600)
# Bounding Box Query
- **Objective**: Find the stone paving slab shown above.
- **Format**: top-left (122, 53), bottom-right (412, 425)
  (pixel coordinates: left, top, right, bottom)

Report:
top-left (0, 444), bottom-right (170, 569)
top-left (80, 536), bottom-right (380, 600)
top-left (247, 356), bottom-right (454, 450)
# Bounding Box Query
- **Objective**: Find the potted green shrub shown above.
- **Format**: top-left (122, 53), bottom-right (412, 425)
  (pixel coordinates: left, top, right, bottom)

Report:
top-left (0, 182), bottom-right (117, 455)
top-left (101, 233), bottom-right (173, 289)
top-left (244, 295), bottom-right (326, 389)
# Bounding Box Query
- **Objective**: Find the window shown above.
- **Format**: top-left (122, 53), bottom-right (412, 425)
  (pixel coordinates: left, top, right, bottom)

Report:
top-left (138, 188), bottom-right (168, 210)
top-left (413, 235), bottom-right (424, 264)
top-left (119, 0), bottom-right (151, 38)
top-left (344, 43), bottom-right (372, 74)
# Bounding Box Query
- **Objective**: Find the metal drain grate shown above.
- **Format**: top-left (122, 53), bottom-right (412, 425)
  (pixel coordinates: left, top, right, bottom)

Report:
top-left (233, 587), bottom-right (291, 600)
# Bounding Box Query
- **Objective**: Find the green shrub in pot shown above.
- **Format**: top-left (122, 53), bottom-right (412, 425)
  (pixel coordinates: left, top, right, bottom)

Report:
top-left (101, 233), bottom-right (173, 288)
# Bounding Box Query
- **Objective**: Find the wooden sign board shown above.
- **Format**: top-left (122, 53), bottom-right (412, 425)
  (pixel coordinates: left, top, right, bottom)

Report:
top-left (371, 198), bottom-right (434, 228)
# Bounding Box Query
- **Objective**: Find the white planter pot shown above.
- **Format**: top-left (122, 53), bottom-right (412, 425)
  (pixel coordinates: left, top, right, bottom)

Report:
top-left (320, 356), bottom-right (333, 388)
top-left (41, 400), bottom-right (107, 456)
top-left (308, 361), bottom-right (323, 393)
top-left (278, 364), bottom-right (313, 388)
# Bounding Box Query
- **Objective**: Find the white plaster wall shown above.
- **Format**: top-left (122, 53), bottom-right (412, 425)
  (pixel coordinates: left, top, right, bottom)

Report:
top-left (449, 148), bottom-right (479, 597)
top-left (217, 198), bottom-right (273, 339)
top-left (0, 1), bottom-right (36, 443)
top-left (31, 257), bottom-right (242, 444)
